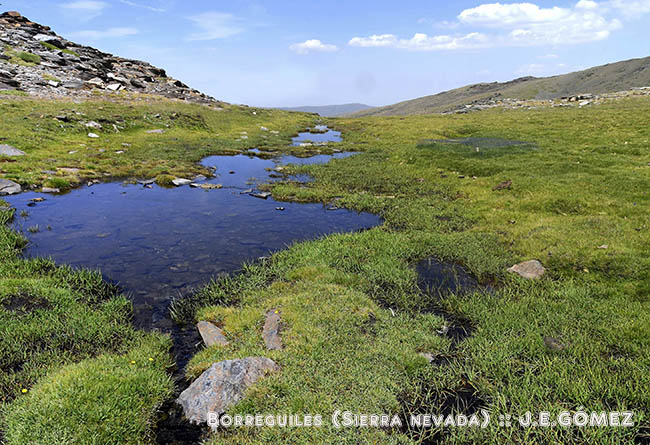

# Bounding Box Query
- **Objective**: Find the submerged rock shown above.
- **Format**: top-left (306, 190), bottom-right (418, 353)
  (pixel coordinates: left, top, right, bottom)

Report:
top-left (250, 191), bottom-right (271, 199)
top-left (0, 144), bottom-right (26, 156)
top-left (263, 309), bottom-right (283, 350)
top-left (507, 260), bottom-right (546, 280)
top-left (197, 321), bottom-right (229, 347)
top-left (0, 179), bottom-right (21, 195)
top-left (176, 357), bottom-right (280, 426)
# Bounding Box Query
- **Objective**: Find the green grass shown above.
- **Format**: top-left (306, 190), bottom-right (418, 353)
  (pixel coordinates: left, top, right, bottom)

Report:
top-left (177, 97), bottom-right (649, 443)
top-left (0, 201), bottom-right (174, 444)
top-left (3, 46), bottom-right (41, 66)
top-left (1, 94), bottom-right (648, 443)
top-left (39, 41), bottom-right (80, 57)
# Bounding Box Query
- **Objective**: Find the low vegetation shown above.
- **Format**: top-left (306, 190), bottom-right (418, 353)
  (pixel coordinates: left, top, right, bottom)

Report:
top-left (1, 93), bottom-right (648, 443)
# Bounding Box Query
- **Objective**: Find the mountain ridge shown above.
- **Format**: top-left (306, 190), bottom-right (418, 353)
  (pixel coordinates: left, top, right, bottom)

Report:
top-left (275, 103), bottom-right (373, 117)
top-left (351, 56), bottom-right (650, 116)
top-left (0, 11), bottom-right (222, 105)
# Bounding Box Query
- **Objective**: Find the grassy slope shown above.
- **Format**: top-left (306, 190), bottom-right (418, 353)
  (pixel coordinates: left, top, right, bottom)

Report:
top-left (0, 96), bottom-right (321, 444)
top-left (1, 94), bottom-right (648, 443)
top-left (352, 56), bottom-right (650, 116)
top-left (181, 97), bottom-right (649, 443)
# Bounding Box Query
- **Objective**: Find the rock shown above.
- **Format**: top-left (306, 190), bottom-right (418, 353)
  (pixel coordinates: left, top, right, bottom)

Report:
top-left (85, 121), bottom-right (102, 129)
top-left (260, 126), bottom-right (268, 131)
top-left (55, 115), bottom-right (70, 122)
top-left (30, 197), bottom-right (45, 203)
top-left (87, 132), bottom-right (99, 138)
top-left (190, 183), bottom-right (222, 190)
top-left (493, 180), bottom-right (512, 191)
top-left (598, 244), bottom-right (609, 250)
top-left (41, 187), bottom-right (60, 193)
top-left (58, 167), bottom-right (79, 174)
top-left (263, 309), bottom-right (283, 350)
top-left (418, 352), bottom-right (435, 363)
top-left (507, 260), bottom-right (546, 280)
top-left (47, 80), bottom-right (59, 88)
top-left (250, 192), bottom-right (271, 199)
top-left (172, 178), bottom-right (192, 186)
top-left (543, 336), bottom-right (568, 351)
top-left (240, 188), bottom-right (253, 194)
top-left (106, 83), bottom-right (121, 91)
top-left (275, 207), bottom-right (285, 211)
top-left (0, 144), bottom-right (26, 156)
top-left (176, 357), bottom-right (280, 426)
top-left (63, 81), bottom-right (84, 90)
top-left (0, 179), bottom-right (21, 195)
top-left (137, 179), bottom-right (155, 185)
top-left (197, 321), bottom-right (229, 347)
top-left (193, 174), bottom-right (207, 182)
top-left (146, 129), bottom-right (165, 134)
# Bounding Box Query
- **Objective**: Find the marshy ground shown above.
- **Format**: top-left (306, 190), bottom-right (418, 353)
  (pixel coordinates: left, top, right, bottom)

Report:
top-left (0, 92), bottom-right (648, 444)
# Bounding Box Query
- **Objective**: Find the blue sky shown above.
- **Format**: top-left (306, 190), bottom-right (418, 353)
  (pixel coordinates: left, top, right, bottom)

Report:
top-left (3, 0), bottom-right (650, 106)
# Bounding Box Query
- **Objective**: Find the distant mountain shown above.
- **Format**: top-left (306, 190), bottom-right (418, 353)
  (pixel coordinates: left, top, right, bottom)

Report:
top-left (277, 103), bottom-right (373, 117)
top-left (352, 56), bottom-right (650, 117)
top-left (0, 11), bottom-right (221, 104)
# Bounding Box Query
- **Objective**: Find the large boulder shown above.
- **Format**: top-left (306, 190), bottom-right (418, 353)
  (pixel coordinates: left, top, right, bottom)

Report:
top-left (176, 357), bottom-right (280, 426)
top-left (507, 260), bottom-right (546, 280)
top-left (0, 179), bottom-right (21, 195)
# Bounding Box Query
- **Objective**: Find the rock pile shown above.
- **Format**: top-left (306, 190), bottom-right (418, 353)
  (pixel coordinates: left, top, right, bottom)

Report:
top-left (0, 11), bottom-right (222, 105)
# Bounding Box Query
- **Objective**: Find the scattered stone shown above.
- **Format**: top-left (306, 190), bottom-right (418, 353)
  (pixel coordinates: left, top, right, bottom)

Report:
top-left (146, 129), bottom-right (165, 134)
top-left (0, 144), bottom-right (26, 157)
top-left (55, 115), bottom-right (70, 122)
top-left (176, 357), bottom-right (280, 426)
top-left (598, 244), bottom-right (609, 250)
top-left (197, 321), bottom-right (229, 347)
top-left (58, 167), bottom-right (79, 174)
top-left (0, 179), bottom-right (21, 195)
top-left (260, 126), bottom-right (268, 131)
top-left (263, 309), bottom-right (283, 350)
top-left (85, 121), bottom-right (102, 129)
top-left (87, 132), bottom-right (99, 138)
top-left (190, 183), bottom-right (222, 190)
top-left (250, 192), bottom-right (271, 199)
top-left (172, 178), bottom-right (192, 187)
top-left (507, 260), bottom-right (546, 280)
top-left (30, 197), bottom-right (45, 203)
top-left (106, 83), bottom-right (121, 91)
top-left (275, 207), bottom-right (285, 211)
top-left (493, 180), bottom-right (512, 191)
top-left (193, 174), bottom-right (207, 182)
top-left (137, 179), bottom-right (155, 185)
top-left (543, 336), bottom-right (568, 351)
top-left (41, 187), bottom-right (60, 193)
top-left (240, 188), bottom-right (253, 194)
top-left (418, 352), bottom-right (435, 363)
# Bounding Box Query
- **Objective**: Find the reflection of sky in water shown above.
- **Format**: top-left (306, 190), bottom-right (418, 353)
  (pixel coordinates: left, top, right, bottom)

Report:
top-left (5, 152), bottom-right (379, 328)
top-left (291, 127), bottom-right (342, 146)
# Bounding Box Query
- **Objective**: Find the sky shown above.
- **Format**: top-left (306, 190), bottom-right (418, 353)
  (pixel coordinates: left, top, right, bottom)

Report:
top-left (2, 0), bottom-right (650, 107)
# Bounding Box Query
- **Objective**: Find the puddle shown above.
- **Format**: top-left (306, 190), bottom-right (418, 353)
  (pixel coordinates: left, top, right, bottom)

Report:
top-left (4, 152), bottom-right (379, 332)
top-left (416, 257), bottom-right (479, 297)
top-left (292, 125), bottom-right (342, 146)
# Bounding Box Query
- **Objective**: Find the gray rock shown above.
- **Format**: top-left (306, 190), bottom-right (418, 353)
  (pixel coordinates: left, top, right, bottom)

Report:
top-left (172, 178), bottom-right (192, 186)
top-left (197, 321), bottom-right (229, 347)
top-left (85, 121), bottom-right (102, 129)
top-left (146, 129), bottom-right (165, 134)
top-left (87, 132), bottom-right (99, 138)
top-left (41, 187), bottom-right (60, 193)
top-left (0, 144), bottom-right (26, 156)
top-left (263, 309), bottom-right (283, 350)
top-left (58, 167), bottom-right (79, 174)
top-left (106, 83), bottom-right (121, 91)
top-left (0, 179), bottom-right (21, 195)
top-left (250, 192), bottom-right (271, 199)
top-left (176, 357), bottom-right (280, 426)
top-left (507, 260), bottom-right (546, 280)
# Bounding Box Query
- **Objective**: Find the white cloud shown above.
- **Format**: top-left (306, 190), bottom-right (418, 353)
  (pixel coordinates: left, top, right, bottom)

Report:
top-left (350, 32), bottom-right (490, 51)
top-left (70, 27), bottom-right (139, 39)
top-left (350, 1), bottom-right (630, 51)
top-left (289, 39), bottom-right (338, 55)
top-left (186, 12), bottom-right (243, 41)
top-left (539, 53), bottom-right (559, 59)
top-left (118, 0), bottom-right (165, 12)
top-left (609, 0), bottom-right (650, 17)
top-left (459, 2), bottom-right (569, 25)
top-left (60, 1), bottom-right (108, 20)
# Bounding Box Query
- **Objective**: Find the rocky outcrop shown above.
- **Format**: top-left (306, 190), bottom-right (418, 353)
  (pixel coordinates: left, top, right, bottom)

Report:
top-left (0, 11), bottom-right (223, 105)
top-left (176, 357), bottom-right (280, 426)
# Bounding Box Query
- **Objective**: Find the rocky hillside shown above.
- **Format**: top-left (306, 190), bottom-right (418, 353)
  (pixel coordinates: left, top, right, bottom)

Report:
top-left (352, 56), bottom-right (650, 116)
top-left (0, 11), bottom-right (220, 104)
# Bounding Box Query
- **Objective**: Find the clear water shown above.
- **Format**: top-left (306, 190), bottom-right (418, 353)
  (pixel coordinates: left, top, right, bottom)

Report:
top-left (5, 152), bottom-right (380, 329)
top-left (292, 125), bottom-right (342, 146)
